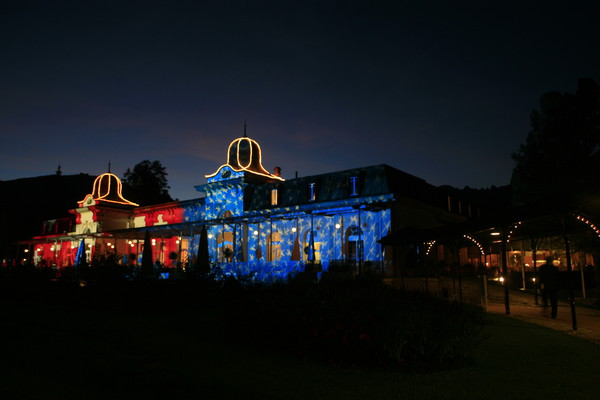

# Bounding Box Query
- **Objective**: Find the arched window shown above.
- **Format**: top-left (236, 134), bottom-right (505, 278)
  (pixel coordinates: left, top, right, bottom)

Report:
top-left (220, 210), bottom-right (233, 219)
top-left (303, 229), bottom-right (321, 262)
top-left (346, 225), bottom-right (363, 262)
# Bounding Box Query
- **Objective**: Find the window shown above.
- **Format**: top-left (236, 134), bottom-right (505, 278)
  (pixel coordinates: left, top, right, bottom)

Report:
top-left (303, 230), bottom-right (321, 262)
top-left (217, 231), bottom-right (234, 262)
top-left (350, 176), bottom-right (359, 196)
top-left (346, 225), bottom-right (364, 262)
top-left (308, 183), bottom-right (316, 201)
top-left (267, 232), bottom-right (282, 261)
top-left (271, 189), bottom-right (278, 206)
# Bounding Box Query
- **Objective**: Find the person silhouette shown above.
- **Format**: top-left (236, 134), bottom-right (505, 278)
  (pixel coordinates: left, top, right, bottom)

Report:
top-left (539, 256), bottom-right (560, 318)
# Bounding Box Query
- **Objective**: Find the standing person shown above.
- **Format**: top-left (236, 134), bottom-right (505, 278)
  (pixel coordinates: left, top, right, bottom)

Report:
top-left (539, 256), bottom-right (560, 318)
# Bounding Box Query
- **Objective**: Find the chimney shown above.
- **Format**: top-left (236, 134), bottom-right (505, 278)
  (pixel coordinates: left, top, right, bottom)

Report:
top-left (273, 166), bottom-right (281, 177)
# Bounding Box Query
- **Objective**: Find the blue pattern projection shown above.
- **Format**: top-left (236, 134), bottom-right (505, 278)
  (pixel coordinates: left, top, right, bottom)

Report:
top-left (182, 160), bottom-right (396, 281)
top-left (170, 138), bottom-right (430, 282)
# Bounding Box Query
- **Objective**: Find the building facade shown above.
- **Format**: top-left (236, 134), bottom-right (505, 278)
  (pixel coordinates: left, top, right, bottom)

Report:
top-left (20, 134), bottom-right (481, 282)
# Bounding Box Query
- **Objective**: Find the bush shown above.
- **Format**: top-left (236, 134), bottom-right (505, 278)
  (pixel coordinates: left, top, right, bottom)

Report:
top-left (223, 279), bottom-right (487, 369)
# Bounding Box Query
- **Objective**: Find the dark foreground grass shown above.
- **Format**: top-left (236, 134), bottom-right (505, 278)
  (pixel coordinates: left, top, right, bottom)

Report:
top-left (1, 285), bottom-right (599, 400)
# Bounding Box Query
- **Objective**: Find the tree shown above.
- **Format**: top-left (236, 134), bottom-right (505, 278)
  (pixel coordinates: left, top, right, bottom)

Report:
top-left (511, 78), bottom-right (600, 205)
top-left (122, 160), bottom-right (174, 206)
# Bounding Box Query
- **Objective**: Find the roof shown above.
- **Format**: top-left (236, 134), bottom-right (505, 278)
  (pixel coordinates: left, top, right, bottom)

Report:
top-left (247, 164), bottom-right (448, 211)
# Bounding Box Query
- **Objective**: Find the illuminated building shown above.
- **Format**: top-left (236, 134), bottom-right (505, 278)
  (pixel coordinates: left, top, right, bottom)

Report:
top-left (20, 133), bottom-right (478, 281)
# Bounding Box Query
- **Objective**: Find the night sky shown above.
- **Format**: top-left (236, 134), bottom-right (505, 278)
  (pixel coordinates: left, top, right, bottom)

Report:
top-left (2, 1), bottom-right (599, 201)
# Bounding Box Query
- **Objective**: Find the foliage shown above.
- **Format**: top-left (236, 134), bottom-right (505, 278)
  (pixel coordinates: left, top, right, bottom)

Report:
top-left (84, 253), bottom-right (133, 283)
top-left (511, 78), bottom-right (600, 205)
top-left (122, 160), bottom-right (174, 206)
top-left (0, 262), bottom-right (57, 284)
top-left (224, 279), bottom-right (487, 369)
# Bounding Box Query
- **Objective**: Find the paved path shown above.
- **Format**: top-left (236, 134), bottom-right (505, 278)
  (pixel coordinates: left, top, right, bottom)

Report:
top-left (484, 285), bottom-right (600, 345)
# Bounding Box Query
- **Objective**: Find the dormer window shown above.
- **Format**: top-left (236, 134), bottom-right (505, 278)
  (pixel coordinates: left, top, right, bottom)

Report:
top-left (350, 176), bottom-right (359, 196)
top-left (271, 189), bottom-right (278, 206)
top-left (308, 183), bottom-right (316, 201)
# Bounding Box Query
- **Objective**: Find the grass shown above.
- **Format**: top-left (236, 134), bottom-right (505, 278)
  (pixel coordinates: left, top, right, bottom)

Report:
top-left (1, 283), bottom-right (599, 399)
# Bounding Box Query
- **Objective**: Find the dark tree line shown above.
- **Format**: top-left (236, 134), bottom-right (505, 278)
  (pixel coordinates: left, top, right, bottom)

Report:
top-left (511, 78), bottom-right (600, 205)
top-left (122, 160), bottom-right (174, 206)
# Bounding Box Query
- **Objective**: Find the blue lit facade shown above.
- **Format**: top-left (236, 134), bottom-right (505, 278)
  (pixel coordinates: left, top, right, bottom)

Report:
top-left (170, 134), bottom-right (468, 282)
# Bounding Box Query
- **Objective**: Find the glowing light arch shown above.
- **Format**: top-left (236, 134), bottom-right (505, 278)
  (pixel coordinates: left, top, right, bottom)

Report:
top-left (425, 240), bottom-right (436, 255)
top-left (78, 172), bottom-right (138, 206)
top-left (205, 136), bottom-right (285, 181)
top-left (574, 213), bottom-right (600, 238)
top-left (463, 234), bottom-right (485, 256)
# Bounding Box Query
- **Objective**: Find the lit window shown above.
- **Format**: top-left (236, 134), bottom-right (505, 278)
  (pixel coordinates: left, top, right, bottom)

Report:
top-left (271, 189), bottom-right (278, 206)
top-left (350, 176), bottom-right (359, 196)
top-left (308, 183), bottom-right (316, 201)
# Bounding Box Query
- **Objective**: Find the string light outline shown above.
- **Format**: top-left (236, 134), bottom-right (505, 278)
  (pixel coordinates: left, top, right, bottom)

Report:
top-left (78, 172), bottom-right (139, 206)
top-left (206, 136), bottom-right (285, 181)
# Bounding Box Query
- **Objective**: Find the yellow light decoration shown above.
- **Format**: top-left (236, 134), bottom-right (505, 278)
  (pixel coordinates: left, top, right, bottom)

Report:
top-left (575, 214), bottom-right (600, 237)
top-left (78, 172), bottom-right (139, 206)
top-left (506, 222), bottom-right (523, 243)
top-left (425, 240), bottom-right (436, 255)
top-left (463, 234), bottom-right (485, 256)
top-left (335, 223), bottom-right (341, 229)
top-left (205, 136), bottom-right (285, 181)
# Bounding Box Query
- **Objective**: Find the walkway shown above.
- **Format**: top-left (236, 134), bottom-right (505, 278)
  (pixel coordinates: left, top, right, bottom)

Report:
top-left (484, 283), bottom-right (600, 345)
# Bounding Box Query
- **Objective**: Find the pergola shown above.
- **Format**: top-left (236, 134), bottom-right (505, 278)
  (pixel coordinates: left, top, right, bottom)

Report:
top-left (380, 189), bottom-right (600, 331)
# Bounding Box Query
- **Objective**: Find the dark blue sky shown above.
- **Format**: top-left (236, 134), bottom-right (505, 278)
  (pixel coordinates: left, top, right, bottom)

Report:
top-left (2, 1), bottom-right (599, 201)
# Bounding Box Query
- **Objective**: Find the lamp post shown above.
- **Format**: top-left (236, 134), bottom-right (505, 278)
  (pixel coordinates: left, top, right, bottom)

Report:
top-left (501, 227), bottom-right (511, 315)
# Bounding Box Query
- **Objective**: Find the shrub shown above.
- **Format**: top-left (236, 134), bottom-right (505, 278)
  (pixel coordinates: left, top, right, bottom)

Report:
top-left (223, 279), bottom-right (487, 369)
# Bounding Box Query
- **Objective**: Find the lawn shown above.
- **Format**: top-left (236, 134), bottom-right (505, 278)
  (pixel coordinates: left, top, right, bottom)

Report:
top-left (1, 283), bottom-right (599, 400)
